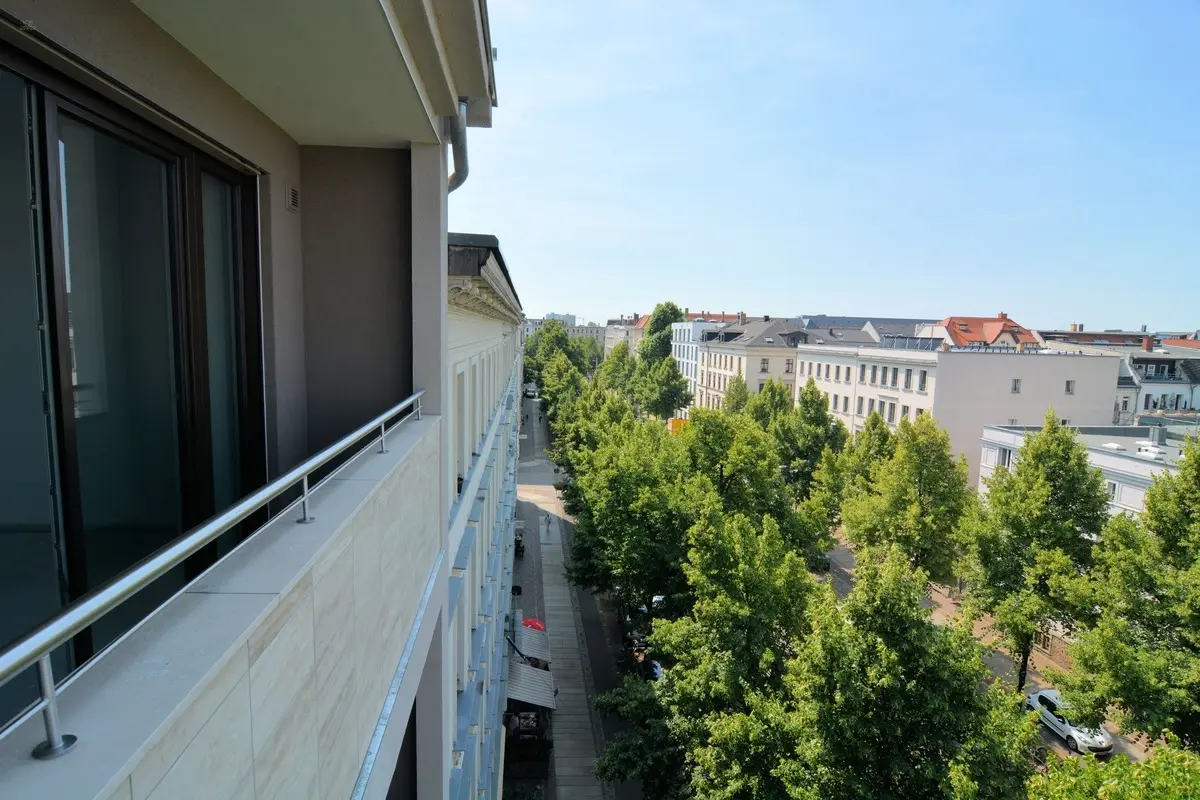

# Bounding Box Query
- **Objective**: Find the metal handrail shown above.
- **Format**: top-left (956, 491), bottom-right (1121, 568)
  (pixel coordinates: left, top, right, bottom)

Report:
top-left (0, 388), bottom-right (424, 759)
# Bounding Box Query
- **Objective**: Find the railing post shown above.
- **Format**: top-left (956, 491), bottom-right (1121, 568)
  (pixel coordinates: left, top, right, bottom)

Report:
top-left (416, 397), bottom-right (422, 421)
top-left (378, 422), bottom-right (388, 454)
top-left (297, 475), bottom-right (315, 523)
top-left (31, 655), bottom-right (75, 760)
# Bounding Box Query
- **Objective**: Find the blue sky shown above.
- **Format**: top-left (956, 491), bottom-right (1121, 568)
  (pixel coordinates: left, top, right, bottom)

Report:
top-left (449, 1), bottom-right (1200, 331)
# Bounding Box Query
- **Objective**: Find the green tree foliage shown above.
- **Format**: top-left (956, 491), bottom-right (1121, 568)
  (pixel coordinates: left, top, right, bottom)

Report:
top-left (771, 378), bottom-right (849, 500)
top-left (638, 302), bottom-right (687, 364)
top-left (838, 411), bottom-right (895, 501)
top-left (594, 676), bottom-right (687, 800)
top-left (842, 414), bottom-right (971, 584)
top-left (690, 548), bottom-right (1036, 800)
top-left (744, 377), bottom-right (793, 430)
top-left (724, 372), bottom-right (750, 413)
top-left (569, 334), bottom-right (604, 374)
top-left (596, 339), bottom-right (638, 399)
top-left (538, 351), bottom-right (585, 424)
top-left (567, 421), bottom-right (706, 612)
top-left (634, 355), bottom-right (693, 419)
top-left (1027, 738), bottom-right (1200, 800)
top-left (1054, 436), bottom-right (1200, 745)
top-left (958, 410), bottom-right (1110, 690)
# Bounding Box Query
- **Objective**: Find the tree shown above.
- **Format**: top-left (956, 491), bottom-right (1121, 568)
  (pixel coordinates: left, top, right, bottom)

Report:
top-left (634, 355), bottom-right (693, 419)
top-left (568, 420), bottom-right (705, 613)
top-left (842, 414), bottom-right (971, 585)
top-left (1028, 738), bottom-right (1200, 799)
top-left (770, 378), bottom-right (849, 500)
top-left (744, 378), bottom-right (793, 430)
top-left (724, 372), bottom-right (750, 413)
top-left (594, 677), bottom-right (687, 800)
top-left (539, 351), bottom-right (585, 423)
top-left (1054, 436), bottom-right (1200, 746)
top-left (525, 319), bottom-right (572, 385)
top-left (638, 301), bottom-right (687, 364)
top-left (597, 339), bottom-right (637, 399)
top-left (569, 334), bottom-right (604, 374)
top-left (837, 411), bottom-right (895, 501)
top-left (958, 410), bottom-right (1110, 690)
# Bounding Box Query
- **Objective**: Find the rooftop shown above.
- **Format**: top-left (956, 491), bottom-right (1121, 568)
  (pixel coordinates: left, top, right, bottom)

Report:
top-left (986, 424), bottom-right (1185, 470)
top-left (701, 318), bottom-right (806, 348)
top-left (937, 312), bottom-right (1040, 347)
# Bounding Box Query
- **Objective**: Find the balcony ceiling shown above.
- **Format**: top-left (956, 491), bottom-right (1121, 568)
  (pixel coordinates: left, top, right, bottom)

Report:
top-left (132, 0), bottom-right (494, 146)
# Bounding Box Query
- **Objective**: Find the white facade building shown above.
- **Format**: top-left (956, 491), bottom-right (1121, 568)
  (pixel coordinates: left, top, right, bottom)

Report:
top-left (522, 317), bottom-right (545, 341)
top-left (671, 320), bottom-right (725, 418)
top-left (979, 425), bottom-right (1182, 515)
top-left (795, 342), bottom-right (1122, 484)
top-left (568, 324), bottom-right (606, 349)
top-left (695, 318), bottom-right (806, 411)
top-left (545, 312), bottom-right (576, 326)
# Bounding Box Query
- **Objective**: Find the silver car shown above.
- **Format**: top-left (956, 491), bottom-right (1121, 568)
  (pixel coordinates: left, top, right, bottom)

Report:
top-left (1026, 689), bottom-right (1114, 755)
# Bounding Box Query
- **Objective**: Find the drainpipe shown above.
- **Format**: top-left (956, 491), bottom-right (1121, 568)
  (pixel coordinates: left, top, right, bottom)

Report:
top-left (446, 100), bottom-right (469, 193)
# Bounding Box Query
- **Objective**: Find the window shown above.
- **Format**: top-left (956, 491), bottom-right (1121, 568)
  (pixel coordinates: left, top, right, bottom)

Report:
top-left (1106, 480), bottom-right (1118, 500)
top-left (842, 395), bottom-right (849, 412)
top-left (859, 364), bottom-right (866, 382)
top-left (904, 368), bottom-right (912, 389)
top-left (1121, 398), bottom-right (1129, 411)
top-left (832, 393), bottom-right (839, 409)
top-left (760, 358), bottom-right (770, 373)
top-left (835, 365), bottom-right (841, 381)
top-left (857, 396), bottom-right (864, 415)
top-left (868, 399), bottom-right (876, 414)
top-left (887, 402), bottom-right (896, 423)
top-left (997, 448), bottom-right (1012, 469)
top-left (1145, 394), bottom-right (1151, 410)
top-left (891, 367), bottom-right (898, 388)
top-left (1060, 418), bottom-right (1070, 427)
top-left (758, 382), bottom-right (764, 392)
top-left (1011, 378), bottom-right (1021, 394)
top-left (917, 408), bottom-right (926, 416)
top-left (0, 58), bottom-right (266, 703)
top-left (1065, 380), bottom-right (1075, 395)
top-left (871, 365), bottom-right (878, 383)
top-left (807, 361), bottom-right (812, 375)
top-left (785, 358), bottom-right (794, 374)
top-left (901, 404), bottom-right (909, 419)
top-left (918, 369), bottom-right (927, 391)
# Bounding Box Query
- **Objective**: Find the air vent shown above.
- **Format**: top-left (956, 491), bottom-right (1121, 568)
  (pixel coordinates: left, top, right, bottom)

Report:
top-left (284, 182), bottom-right (300, 213)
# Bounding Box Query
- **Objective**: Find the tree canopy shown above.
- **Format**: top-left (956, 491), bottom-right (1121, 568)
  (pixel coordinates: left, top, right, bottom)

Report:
top-left (638, 302), bottom-right (687, 364)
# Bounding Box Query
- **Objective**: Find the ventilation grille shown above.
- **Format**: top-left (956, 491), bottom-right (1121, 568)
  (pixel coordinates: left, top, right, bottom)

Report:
top-left (284, 183), bottom-right (300, 213)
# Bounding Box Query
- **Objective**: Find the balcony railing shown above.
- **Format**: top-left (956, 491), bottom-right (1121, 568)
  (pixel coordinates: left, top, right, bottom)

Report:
top-left (0, 389), bottom-right (424, 760)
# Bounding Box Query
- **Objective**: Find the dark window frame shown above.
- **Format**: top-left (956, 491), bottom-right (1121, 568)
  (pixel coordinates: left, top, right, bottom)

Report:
top-left (2, 41), bottom-right (266, 663)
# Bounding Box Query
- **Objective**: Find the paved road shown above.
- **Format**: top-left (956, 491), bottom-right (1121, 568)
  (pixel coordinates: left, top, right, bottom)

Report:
top-left (827, 541), bottom-right (1142, 762)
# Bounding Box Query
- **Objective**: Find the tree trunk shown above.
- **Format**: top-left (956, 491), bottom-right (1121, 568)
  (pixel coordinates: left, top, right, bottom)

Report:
top-left (1016, 639), bottom-right (1032, 692)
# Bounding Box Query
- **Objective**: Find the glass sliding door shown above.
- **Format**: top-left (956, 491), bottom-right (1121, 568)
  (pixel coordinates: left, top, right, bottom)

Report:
top-left (53, 112), bottom-right (187, 652)
top-left (0, 67), bottom-right (71, 723)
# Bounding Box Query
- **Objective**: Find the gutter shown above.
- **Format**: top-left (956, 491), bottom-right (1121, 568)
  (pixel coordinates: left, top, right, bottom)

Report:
top-left (446, 100), bottom-right (469, 192)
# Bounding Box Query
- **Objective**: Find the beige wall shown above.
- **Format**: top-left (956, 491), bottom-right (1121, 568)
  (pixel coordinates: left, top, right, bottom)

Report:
top-left (1, 0), bottom-right (308, 472)
top-left (0, 420), bottom-right (444, 800)
top-left (695, 345), bottom-right (796, 409)
top-left (301, 146), bottom-right (413, 454)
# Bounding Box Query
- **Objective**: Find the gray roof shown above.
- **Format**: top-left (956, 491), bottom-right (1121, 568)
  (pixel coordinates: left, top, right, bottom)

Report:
top-left (800, 315), bottom-right (936, 330)
top-left (447, 232), bottom-right (522, 308)
top-left (704, 318), bottom-right (807, 348)
top-left (508, 661), bottom-right (556, 709)
top-left (878, 335), bottom-right (943, 351)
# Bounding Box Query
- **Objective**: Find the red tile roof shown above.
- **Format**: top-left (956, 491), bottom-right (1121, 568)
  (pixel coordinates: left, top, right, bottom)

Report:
top-left (939, 313), bottom-right (1040, 347)
top-left (1164, 338), bottom-right (1200, 349)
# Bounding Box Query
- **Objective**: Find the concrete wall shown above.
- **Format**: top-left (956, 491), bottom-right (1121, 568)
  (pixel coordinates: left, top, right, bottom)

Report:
top-left (0, 420), bottom-right (444, 800)
top-left (934, 352), bottom-right (1119, 483)
top-left (2, 0), bottom-right (307, 473)
top-left (301, 146), bottom-right (413, 454)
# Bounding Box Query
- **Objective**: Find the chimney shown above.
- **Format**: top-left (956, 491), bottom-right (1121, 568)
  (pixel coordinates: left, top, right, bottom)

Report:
top-left (633, 313), bottom-right (639, 323)
top-left (763, 314), bottom-right (770, 322)
top-left (1143, 335), bottom-right (1154, 352)
top-left (684, 307), bottom-right (689, 315)
top-left (1141, 324), bottom-right (1148, 332)
top-left (738, 311), bottom-right (746, 324)
top-left (998, 311), bottom-right (1008, 320)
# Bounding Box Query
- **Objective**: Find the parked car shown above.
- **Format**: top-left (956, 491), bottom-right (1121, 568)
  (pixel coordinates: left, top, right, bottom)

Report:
top-left (523, 383), bottom-right (538, 398)
top-left (1026, 689), bottom-right (1114, 756)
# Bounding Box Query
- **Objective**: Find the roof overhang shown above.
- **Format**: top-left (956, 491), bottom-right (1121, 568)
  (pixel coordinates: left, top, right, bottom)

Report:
top-left (131, 0), bottom-right (497, 147)
top-left (448, 233), bottom-right (522, 323)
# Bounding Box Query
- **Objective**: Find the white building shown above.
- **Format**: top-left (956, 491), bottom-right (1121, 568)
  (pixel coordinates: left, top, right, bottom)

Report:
top-left (795, 341), bottom-right (1122, 484)
top-left (979, 425), bottom-right (1183, 515)
top-left (568, 324), bottom-right (606, 349)
top-left (603, 314), bottom-right (645, 356)
top-left (695, 317), bottom-right (806, 410)
top-left (0, 3), bottom-right (524, 798)
top-left (671, 320), bottom-right (727, 418)
top-left (545, 312), bottom-right (576, 326)
top-left (522, 317), bottom-right (545, 341)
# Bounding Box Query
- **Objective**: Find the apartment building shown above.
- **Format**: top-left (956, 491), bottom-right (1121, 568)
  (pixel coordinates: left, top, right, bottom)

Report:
top-left (979, 424), bottom-right (1181, 515)
top-left (695, 317), bottom-right (805, 410)
top-left (796, 340), bottom-right (1121, 483)
top-left (603, 314), bottom-right (643, 355)
top-left (522, 318), bottom-right (545, 340)
top-left (545, 312), bottom-right (576, 326)
top-left (916, 312), bottom-right (1042, 348)
top-left (671, 320), bottom-right (724, 418)
top-left (567, 324), bottom-right (606, 349)
top-left (0, 4), bottom-right (522, 800)
top-left (1041, 336), bottom-right (1200, 424)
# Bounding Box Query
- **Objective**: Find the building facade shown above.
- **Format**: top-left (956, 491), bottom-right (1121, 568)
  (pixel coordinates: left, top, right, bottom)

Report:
top-left (796, 342), bottom-right (1122, 484)
top-left (522, 318), bottom-right (545, 341)
top-left (603, 315), bottom-right (643, 355)
top-left (0, 4), bottom-right (521, 800)
top-left (671, 320), bottom-right (726, 418)
top-left (545, 312), bottom-right (576, 326)
top-left (695, 318), bottom-right (805, 410)
top-left (567, 324), bottom-right (606, 349)
top-left (978, 424), bottom-right (1181, 516)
